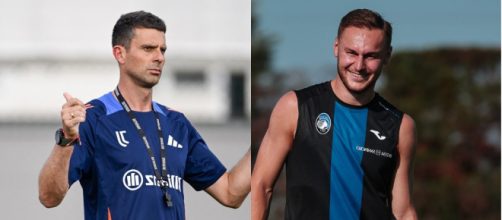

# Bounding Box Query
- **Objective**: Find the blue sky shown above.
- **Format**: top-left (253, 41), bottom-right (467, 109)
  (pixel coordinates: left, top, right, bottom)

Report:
top-left (256, 1), bottom-right (501, 73)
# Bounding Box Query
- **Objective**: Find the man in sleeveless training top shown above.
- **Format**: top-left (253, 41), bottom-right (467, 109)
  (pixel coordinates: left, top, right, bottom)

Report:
top-left (252, 9), bottom-right (418, 220)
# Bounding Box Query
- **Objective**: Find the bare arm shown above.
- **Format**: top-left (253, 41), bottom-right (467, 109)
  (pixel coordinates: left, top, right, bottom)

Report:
top-left (38, 93), bottom-right (86, 208)
top-left (251, 91), bottom-right (298, 220)
top-left (392, 114), bottom-right (418, 220)
top-left (205, 149), bottom-right (251, 208)
top-left (38, 145), bottom-right (74, 208)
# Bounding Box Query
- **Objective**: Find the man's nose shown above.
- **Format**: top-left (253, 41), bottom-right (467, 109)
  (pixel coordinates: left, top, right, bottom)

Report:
top-left (354, 56), bottom-right (365, 72)
top-left (154, 49), bottom-right (165, 63)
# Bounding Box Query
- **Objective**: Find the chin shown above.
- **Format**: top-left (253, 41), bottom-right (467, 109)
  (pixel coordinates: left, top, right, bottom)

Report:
top-left (139, 81), bottom-right (159, 89)
top-left (348, 86), bottom-right (370, 94)
top-left (346, 81), bottom-right (376, 94)
top-left (143, 77), bottom-right (161, 87)
top-left (346, 77), bottom-right (378, 94)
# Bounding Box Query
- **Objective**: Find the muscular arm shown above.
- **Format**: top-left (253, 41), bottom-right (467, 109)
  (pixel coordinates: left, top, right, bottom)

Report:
top-left (391, 114), bottom-right (418, 220)
top-left (205, 149), bottom-right (251, 208)
top-left (38, 93), bottom-right (86, 208)
top-left (251, 91), bottom-right (298, 220)
top-left (38, 145), bottom-right (74, 208)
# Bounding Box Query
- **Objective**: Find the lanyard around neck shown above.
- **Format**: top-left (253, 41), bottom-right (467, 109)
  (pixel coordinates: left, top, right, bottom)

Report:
top-left (113, 88), bottom-right (169, 190)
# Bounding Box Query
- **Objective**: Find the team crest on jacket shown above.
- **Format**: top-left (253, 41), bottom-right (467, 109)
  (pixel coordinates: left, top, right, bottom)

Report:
top-left (315, 113), bottom-right (331, 135)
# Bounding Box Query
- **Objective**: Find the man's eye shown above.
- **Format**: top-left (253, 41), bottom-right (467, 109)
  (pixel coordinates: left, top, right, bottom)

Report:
top-left (367, 54), bottom-right (379, 59)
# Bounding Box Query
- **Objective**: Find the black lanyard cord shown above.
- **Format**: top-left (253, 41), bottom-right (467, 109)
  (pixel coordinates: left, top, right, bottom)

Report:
top-left (114, 87), bottom-right (172, 207)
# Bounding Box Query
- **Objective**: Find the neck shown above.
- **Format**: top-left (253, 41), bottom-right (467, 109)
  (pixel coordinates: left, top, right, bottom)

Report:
top-left (116, 81), bottom-right (153, 112)
top-left (331, 78), bottom-right (375, 106)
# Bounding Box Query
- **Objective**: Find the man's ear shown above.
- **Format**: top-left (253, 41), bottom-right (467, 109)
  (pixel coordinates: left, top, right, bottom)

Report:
top-left (113, 45), bottom-right (126, 64)
top-left (384, 46), bottom-right (393, 64)
top-left (334, 38), bottom-right (339, 58)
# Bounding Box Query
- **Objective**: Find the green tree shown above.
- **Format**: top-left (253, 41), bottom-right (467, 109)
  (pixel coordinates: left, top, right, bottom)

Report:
top-left (381, 48), bottom-right (501, 219)
top-left (251, 3), bottom-right (276, 167)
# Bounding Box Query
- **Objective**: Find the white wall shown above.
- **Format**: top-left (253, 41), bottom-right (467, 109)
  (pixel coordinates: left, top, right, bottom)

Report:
top-left (0, 0), bottom-right (250, 123)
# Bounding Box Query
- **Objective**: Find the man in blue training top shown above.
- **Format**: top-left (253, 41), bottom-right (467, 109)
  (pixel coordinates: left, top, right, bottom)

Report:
top-left (38, 11), bottom-right (250, 220)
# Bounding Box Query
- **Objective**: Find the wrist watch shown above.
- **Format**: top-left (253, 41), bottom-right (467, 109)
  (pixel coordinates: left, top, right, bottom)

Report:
top-left (55, 128), bottom-right (79, 147)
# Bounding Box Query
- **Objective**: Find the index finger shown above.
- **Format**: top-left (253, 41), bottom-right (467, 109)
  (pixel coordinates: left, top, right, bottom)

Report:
top-left (63, 92), bottom-right (84, 106)
top-left (63, 92), bottom-right (74, 102)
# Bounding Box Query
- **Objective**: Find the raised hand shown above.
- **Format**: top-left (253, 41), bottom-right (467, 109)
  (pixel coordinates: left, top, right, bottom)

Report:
top-left (60, 92), bottom-right (87, 139)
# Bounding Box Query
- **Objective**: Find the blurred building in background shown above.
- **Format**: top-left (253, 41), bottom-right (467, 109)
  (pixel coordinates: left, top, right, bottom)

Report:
top-left (0, 2), bottom-right (251, 220)
top-left (0, 0), bottom-right (250, 123)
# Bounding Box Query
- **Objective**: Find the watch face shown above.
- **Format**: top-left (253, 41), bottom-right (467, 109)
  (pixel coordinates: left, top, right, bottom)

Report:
top-left (55, 128), bottom-right (77, 147)
top-left (56, 128), bottom-right (73, 146)
top-left (55, 129), bottom-right (63, 145)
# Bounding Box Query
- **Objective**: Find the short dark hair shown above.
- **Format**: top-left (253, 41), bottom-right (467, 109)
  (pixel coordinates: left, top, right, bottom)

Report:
top-left (338, 9), bottom-right (392, 49)
top-left (112, 11), bottom-right (166, 48)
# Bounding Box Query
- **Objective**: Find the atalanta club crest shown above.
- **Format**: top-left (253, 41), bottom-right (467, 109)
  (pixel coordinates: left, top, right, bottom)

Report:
top-left (315, 113), bottom-right (331, 135)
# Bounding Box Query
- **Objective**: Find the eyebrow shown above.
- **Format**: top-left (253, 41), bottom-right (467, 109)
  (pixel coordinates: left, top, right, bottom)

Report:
top-left (345, 48), bottom-right (357, 54)
top-left (140, 44), bottom-right (167, 51)
top-left (141, 44), bottom-right (158, 49)
top-left (344, 48), bottom-right (381, 57)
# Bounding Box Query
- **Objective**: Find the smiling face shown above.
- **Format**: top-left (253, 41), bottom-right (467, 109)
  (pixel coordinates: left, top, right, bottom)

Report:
top-left (118, 27), bottom-right (166, 89)
top-left (334, 26), bottom-right (391, 95)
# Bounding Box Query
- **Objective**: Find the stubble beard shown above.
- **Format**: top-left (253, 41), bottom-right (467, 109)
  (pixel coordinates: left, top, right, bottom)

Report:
top-left (337, 65), bottom-right (378, 95)
top-left (127, 70), bottom-right (160, 89)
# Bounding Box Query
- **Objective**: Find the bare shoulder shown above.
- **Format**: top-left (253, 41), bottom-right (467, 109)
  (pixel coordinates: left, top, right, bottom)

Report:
top-left (269, 91), bottom-right (298, 136)
top-left (400, 114), bottom-right (416, 133)
top-left (273, 91), bottom-right (298, 113)
top-left (398, 113), bottom-right (416, 156)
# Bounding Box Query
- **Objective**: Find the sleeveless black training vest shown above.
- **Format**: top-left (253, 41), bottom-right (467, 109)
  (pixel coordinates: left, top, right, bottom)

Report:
top-left (285, 81), bottom-right (403, 220)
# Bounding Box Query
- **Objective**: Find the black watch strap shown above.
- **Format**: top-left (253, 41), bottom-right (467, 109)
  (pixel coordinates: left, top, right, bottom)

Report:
top-left (55, 128), bottom-right (78, 147)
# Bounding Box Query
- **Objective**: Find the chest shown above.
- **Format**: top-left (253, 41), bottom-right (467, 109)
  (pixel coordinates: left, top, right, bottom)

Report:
top-left (292, 100), bottom-right (400, 175)
top-left (93, 113), bottom-right (189, 177)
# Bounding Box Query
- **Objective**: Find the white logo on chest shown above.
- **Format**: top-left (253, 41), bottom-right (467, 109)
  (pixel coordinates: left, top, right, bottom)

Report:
top-left (115, 130), bottom-right (129, 147)
top-left (122, 169), bottom-right (183, 192)
top-left (167, 135), bottom-right (183, 149)
top-left (369, 129), bottom-right (386, 140)
top-left (123, 169), bottom-right (143, 191)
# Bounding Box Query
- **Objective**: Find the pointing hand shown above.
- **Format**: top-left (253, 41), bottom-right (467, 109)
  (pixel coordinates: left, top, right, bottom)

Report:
top-left (60, 92), bottom-right (87, 139)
